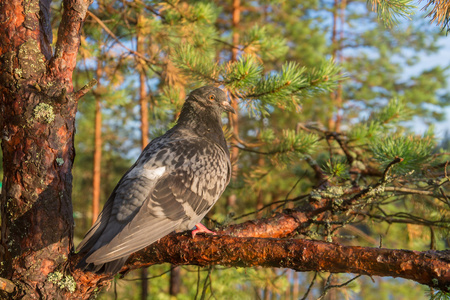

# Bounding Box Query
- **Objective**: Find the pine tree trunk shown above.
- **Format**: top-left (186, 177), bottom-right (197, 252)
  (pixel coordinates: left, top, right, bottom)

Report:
top-left (329, 0), bottom-right (345, 132)
top-left (169, 266), bottom-right (181, 296)
top-left (137, 18), bottom-right (150, 298)
top-left (0, 0), bottom-right (91, 297)
top-left (263, 284), bottom-right (271, 300)
top-left (227, 0), bottom-right (241, 210)
top-left (138, 18), bottom-right (149, 149)
top-left (292, 271), bottom-right (299, 300)
top-left (140, 268), bottom-right (149, 300)
top-left (92, 61), bottom-right (103, 225)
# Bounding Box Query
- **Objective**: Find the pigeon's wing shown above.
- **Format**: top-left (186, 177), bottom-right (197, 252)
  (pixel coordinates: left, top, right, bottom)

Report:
top-left (76, 162), bottom-right (139, 254)
top-left (84, 139), bottom-right (231, 265)
top-left (77, 136), bottom-right (171, 257)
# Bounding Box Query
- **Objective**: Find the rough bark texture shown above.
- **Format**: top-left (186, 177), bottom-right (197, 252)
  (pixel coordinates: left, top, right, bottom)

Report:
top-left (129, 235), bottom-right (450, 293)
top-left (0, 0), bottom-right (91, 298)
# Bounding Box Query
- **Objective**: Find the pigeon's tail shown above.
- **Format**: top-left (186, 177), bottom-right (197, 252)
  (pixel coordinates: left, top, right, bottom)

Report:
top-left (76, 253), bottom-right (128, 275)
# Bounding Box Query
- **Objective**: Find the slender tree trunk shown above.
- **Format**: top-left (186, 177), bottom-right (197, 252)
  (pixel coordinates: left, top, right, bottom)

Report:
top-left (139, 81), bottom-right (149, 148)
top-left (256, 155), bottom-right (265, 218)
top-left (284, 270), bottom-right (291, 299)
top-left (263, 284), bottom-right (271, 300)
top-left (328, 0), bottom-right (339, 131)
top-left (227, 0), bottom-right (241, 210)
top-left (140, 268), bottom-right (149, 300)
top-left (292, 271), bottom-right (299, 299)
top-left (136, 14), bottom-right (151, 299)
top-left (169, 266), bottom-right (181, 295)
top-left (138, 30), bottom-right (149, 148)
top-left (334, 0), bottom-right (346, 132)
top-left (92, 61), bottom-right (102, 225)
top-left (329, 0), bottom-right (346, 132)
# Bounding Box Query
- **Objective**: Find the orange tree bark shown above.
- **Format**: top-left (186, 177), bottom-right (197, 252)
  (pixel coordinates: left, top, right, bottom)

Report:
top-left (0, 0), bottom-right (92, 298)
top-left (91, 61), bottom-right (103, 225)
top-left (127, 235), bottom-right (450, 292)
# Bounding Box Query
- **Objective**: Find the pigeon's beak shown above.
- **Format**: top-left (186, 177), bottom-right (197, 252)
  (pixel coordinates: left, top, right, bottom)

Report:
top-left (221, 101), bottom-right (236, 114)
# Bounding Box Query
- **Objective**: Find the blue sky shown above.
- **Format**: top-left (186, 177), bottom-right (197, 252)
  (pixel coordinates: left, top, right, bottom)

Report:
top-left (408, 35), bottom-right (450, 138)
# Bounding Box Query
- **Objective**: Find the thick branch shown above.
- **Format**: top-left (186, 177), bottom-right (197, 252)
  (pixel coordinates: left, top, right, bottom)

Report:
top-left (69, 232), bottom-right (450, 298)
top-left (49, 0), bottom-right (92, 90)
top-left (122, 234), bottom-right (450, 291)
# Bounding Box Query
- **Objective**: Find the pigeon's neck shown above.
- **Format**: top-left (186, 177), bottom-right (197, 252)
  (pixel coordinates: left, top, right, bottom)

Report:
top-left (175, 102), bottom-right (228, 150)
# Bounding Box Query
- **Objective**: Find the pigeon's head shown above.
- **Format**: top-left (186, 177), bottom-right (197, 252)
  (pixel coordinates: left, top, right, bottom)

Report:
top-left (188, 86), bottom-right (236, 114)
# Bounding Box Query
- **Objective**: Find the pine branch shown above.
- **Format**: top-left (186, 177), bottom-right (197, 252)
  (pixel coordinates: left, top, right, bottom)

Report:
top-left (69, 236), bottom-right (450, 297)
top-left (367, 0), bottom-right (415, 27)
top-left (123, 235), bottom-right (450, 292)
top-left (172, 45), bottom-right (220, 84)
top-left (422, 0), bottom-right (450, 31)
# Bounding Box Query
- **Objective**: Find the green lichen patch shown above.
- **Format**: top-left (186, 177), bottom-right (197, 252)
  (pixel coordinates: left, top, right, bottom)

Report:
top-left (56, 158), bottom-right (64, 166)
top-left (17, 39), bottom-right (46, 79)
top-left (24, 0), bottom-right (40, 14)
top-left (48, 272), bottom-right (76, 293)
top-left (33, 103), bottom-right (55, 124)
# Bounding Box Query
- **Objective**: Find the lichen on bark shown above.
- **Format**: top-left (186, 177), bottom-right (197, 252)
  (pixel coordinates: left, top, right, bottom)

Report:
top-left (33, 103), bottom-right (55, 124)
top-left (17, 39), bottom-right (46, 79)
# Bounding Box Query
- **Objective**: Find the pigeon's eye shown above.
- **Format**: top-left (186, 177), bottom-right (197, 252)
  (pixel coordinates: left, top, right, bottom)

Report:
top-left (208, 94), bottom-right (215, 101)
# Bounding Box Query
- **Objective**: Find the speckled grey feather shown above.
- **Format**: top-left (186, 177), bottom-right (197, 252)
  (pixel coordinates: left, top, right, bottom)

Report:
top-left (76, 86), bottom-right (234, 274)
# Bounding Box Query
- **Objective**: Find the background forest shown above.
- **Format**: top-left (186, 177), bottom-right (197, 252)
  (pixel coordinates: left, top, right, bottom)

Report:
top-left (1, 0), bottom-right (450, 299)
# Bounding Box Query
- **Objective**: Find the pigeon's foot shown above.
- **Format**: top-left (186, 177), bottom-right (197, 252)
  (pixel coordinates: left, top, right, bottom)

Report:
top-left (191, 223), bottom-right (217, 238)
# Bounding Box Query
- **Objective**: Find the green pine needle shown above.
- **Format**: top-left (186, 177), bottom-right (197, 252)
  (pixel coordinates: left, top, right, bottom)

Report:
top-left (369, 134), bottom-right (435, 174)
top-left (173, 44), bottom-right (219, 83)
top-left (323, 158), bottom-right (350, 179)
top-left (224, 55), bottom-right (262, 89)
top-left (367, 0), bottom-right (416, 27)
top-left (371, 97), bottom-right (412, 124)
top-left (268, 129), bottom-right (319, 164)
top-left (241, 25), bottom-right (288, 60)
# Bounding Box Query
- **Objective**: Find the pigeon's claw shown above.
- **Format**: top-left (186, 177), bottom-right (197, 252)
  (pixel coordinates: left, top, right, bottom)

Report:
top-left (191, 223), bottom-right (217, 238)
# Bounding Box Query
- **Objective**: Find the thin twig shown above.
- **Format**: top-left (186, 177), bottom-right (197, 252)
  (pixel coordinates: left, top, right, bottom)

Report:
top-left (200, 267), bottom-right (213, 300)
top-left (318, 274), bottom-right (362, 300)
top-left (86, 11), bottom-right (161, 76)
top-left (354, 211), bottom-right (450, 228)
top-left (232, 195), bottom-right (309, 221)
top-left (300, 272), bottom-right (317, 300)
top-left (122, 266), bottom-right (175, 281)
top-left (194, 266), bottom-right (201, 300)
top-left (73, 78), bottom-right (97, 101)
top-left (343, 157), bottom-right (403, 206)
top-left (317, 274), bottom-right (333, 300)
top-left (381, 156), bottom-right (403, 183)
top-left (329, 274), bottom-right (362, 288)
top-left (384, 186), bottom-right (436, 196)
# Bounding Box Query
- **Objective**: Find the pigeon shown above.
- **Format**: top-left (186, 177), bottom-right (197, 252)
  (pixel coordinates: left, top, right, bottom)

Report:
top-left (76, 85), bottom-right (235, 274)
